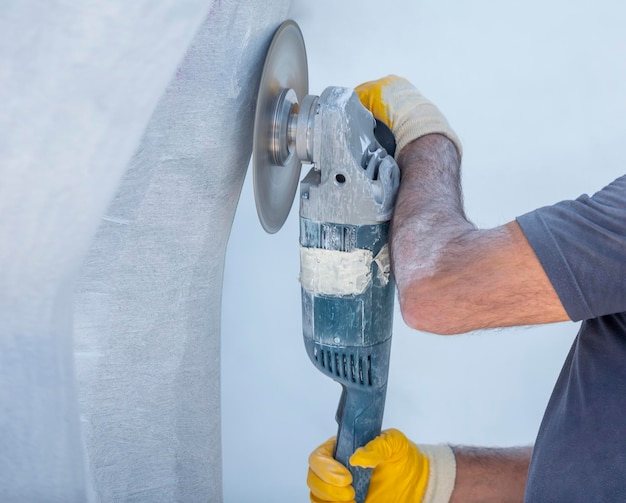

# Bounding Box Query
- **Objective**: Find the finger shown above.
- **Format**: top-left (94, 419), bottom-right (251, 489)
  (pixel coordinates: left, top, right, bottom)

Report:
top-left (309, 438), bottom-right (353, 486)
top-left (355, 76), bottom-right (397, 127)
top-left (307, 468), bottom-right (355, 502)
top-left (349, 429), bottom-right (405, 468)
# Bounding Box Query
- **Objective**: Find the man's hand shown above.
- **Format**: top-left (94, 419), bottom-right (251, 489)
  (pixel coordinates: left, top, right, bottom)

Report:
top-left (307, 429), bottom-right (456, 503)
top-left (356, 75), bottom-right (568, 334)
top-left (355, 75), bottom-right (462, 158)
top-left (307, 429), bottom-right (532, 503)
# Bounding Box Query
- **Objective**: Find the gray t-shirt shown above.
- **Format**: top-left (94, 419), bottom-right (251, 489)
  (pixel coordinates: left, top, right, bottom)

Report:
top-left (517, 175), bottom-right (626, 502)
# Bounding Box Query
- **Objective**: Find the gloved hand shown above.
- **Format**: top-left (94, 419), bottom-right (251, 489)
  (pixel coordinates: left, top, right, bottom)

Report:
top-left (307, 429), bottom-right (456, 503)
top-left (355, 75), bottom-right (462, 158)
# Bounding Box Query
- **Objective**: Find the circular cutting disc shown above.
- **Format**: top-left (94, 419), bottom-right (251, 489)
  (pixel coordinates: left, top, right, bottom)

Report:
top-left (253, 20), bottom-right (308, 233)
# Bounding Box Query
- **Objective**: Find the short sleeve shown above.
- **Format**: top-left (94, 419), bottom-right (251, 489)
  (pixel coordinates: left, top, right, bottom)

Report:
top-left (516, 175), bottom-right (626, 321)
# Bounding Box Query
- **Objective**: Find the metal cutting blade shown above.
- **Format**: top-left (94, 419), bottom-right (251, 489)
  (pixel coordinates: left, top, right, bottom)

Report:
top-left (253, 20), bottom-right (308, 233)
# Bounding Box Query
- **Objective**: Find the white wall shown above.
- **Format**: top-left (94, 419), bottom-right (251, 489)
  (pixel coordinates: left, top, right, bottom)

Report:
top-left (222, 1), bottom-right (626, 501)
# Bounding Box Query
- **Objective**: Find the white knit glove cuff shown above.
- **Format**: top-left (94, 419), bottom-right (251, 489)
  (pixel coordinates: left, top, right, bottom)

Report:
top-left (418, 444), bottom-right (457, 503)
top-left (381, 80), bottom-right (462, 158)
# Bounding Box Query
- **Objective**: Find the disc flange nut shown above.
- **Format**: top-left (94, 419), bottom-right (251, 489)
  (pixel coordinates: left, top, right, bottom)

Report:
top-left (270, 88), bottom-right (298, 166)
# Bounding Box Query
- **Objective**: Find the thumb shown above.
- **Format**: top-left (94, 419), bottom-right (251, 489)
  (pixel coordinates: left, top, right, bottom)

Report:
top-left (349, 429), bottom-right (406, 469)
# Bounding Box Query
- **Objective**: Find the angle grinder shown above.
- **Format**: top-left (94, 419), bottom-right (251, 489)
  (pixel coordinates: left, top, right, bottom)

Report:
top-left (253, 20), bottom-right (400, 502)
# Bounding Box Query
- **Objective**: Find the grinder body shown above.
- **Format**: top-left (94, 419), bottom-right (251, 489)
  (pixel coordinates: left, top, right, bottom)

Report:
top-left (299, 88), bottom-right (399, 502)
top-left (250, 22), bottom-right (399, 500)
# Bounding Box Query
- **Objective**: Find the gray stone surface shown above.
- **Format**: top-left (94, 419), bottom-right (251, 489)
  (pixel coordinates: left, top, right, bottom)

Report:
top-left (0, 1), bottom-right (290, 500)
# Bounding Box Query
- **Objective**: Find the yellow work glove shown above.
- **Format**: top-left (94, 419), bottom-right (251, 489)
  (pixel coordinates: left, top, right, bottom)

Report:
top-left (355, 75), bottom-right (462, 158)
top-left (307, 429), bottom-right (456, 503)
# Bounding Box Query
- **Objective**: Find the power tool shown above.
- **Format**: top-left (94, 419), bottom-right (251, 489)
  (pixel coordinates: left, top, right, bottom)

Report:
top-left (252, 21), bottom-right (400, 502)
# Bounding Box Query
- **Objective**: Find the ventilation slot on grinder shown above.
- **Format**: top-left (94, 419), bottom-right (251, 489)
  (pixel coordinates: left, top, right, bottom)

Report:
top-left (314, 347), bottom-right (372, 386)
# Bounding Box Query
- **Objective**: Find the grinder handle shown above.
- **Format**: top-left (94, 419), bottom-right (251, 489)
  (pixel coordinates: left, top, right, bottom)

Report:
top-left (333, 385), bottom-right (387, 503)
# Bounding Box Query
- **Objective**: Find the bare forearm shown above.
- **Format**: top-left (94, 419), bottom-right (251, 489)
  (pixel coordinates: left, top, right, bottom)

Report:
top-left (391, 134), bottom-right (473, 333)
top-left (391, 135), bottom-right (568, 334)
top-left (450, 445), bottom-right (532, 503)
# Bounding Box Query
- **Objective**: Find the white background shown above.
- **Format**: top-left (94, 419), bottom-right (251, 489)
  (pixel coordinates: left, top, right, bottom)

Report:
top-left (222, 0), bottom-right (626, 500)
